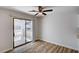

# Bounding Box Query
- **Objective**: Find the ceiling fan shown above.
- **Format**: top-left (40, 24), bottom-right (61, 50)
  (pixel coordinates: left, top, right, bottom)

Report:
top-left (29, 6), bottom-right (53, 16)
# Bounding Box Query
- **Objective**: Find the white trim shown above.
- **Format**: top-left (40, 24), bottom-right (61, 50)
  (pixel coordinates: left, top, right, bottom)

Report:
top-left (42, 39), bottom-right (79, 51)
top-left (0, 48), bottom-right (13, 53)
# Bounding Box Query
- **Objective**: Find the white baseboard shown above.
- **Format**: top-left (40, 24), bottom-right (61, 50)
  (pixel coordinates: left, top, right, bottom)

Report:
top-left (42, 39), bottom-right (79, 51)
top-left (0, 48), bottom-right (13, 53)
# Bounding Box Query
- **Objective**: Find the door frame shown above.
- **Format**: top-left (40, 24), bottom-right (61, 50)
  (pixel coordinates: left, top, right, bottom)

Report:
top-left (13, 18), bottom-right (33, 48)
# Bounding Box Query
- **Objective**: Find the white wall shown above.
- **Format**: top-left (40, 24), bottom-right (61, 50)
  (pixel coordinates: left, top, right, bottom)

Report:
top-left (40, 7), bottom-right (79, 50)
top-left (0, 8), bottom-right (38, 52)
top-left (35, 17), bottom-right (42, 40)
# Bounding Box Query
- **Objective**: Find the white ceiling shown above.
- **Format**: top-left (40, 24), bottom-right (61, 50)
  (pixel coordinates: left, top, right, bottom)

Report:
top-left (1, 6), bottom-right (38, 15)
top-left (0, 6), bottom-right (79, 17)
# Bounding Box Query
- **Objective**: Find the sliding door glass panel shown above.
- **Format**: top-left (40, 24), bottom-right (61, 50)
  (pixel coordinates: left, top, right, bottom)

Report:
top-left (14, 19), bottom-right (25, 47)
top-left (26, 20), bottom-right (33, 42)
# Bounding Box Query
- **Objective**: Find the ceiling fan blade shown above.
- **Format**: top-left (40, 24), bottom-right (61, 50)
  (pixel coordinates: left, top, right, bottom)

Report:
top-left (43, 9), bottom-right (53, 12)
top-left (35, 13), bottom-right (39, 16)
top-left (29, 10), bottom-right (38, 12)
top-left (42, 13), bottom-right (47, 15)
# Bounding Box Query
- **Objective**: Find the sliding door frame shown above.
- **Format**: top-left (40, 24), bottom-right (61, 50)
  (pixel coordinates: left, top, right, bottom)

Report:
top-left (13, 18), bottom-right (33, 48)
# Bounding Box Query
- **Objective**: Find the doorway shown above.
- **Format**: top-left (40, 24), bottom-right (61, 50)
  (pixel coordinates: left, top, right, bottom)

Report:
top-left (13, 18), bottom-right (33, 48)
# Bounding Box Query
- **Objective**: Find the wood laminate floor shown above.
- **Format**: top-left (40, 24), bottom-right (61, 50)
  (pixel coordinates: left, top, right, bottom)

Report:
top-left (8, 40), bottom-right (78, 53)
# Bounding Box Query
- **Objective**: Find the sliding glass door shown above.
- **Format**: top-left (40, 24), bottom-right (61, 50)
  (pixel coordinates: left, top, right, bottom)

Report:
top-left (14, 19), bottom-right (33, 47)
top-left (26, 21), bottom-right (33, 42)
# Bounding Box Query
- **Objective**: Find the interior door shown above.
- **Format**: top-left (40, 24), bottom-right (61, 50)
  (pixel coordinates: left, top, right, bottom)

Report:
top-left (14, 19), bottom-right (26, 47)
